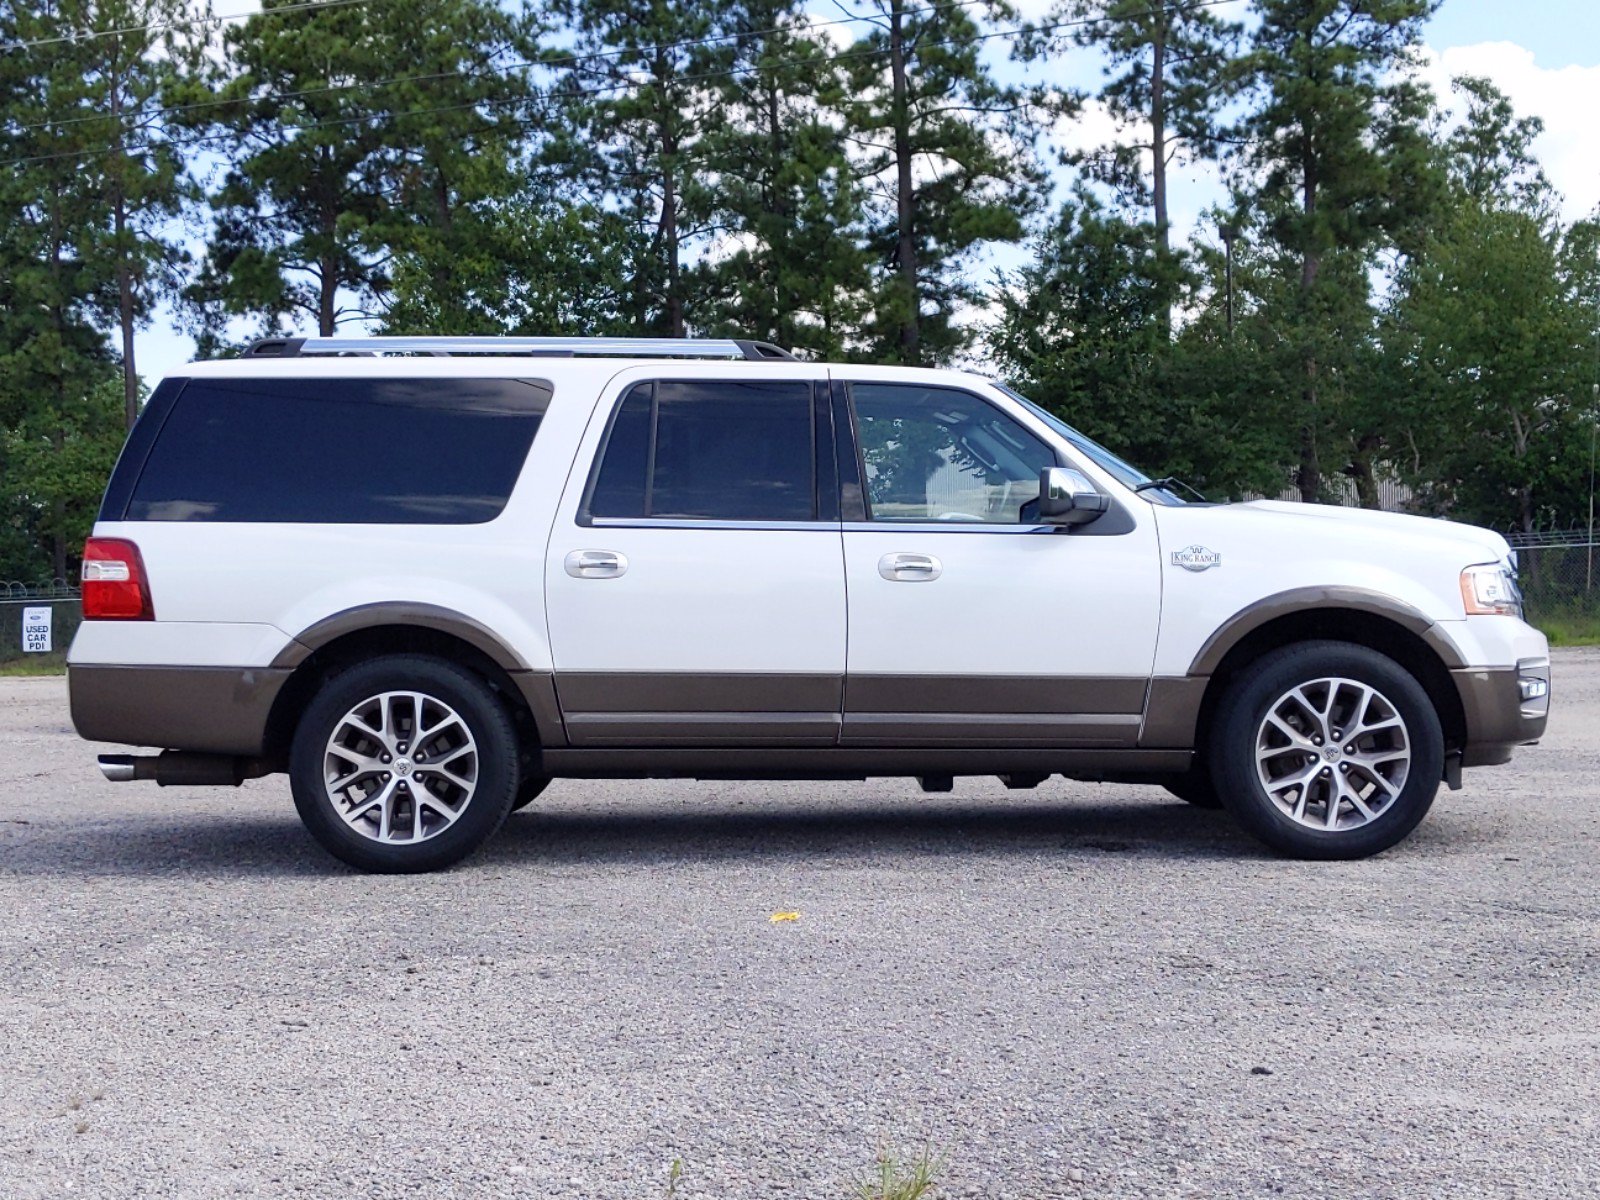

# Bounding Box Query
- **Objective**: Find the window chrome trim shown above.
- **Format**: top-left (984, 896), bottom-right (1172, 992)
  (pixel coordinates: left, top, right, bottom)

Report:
top-left (588, 517), bottom-right (841, 532)
top-left (841, 521), bottom-right (1061, 535)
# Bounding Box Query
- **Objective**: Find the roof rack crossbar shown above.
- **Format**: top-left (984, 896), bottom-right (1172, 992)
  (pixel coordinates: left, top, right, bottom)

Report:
top-left (242, 336), bottom-right (798, 361)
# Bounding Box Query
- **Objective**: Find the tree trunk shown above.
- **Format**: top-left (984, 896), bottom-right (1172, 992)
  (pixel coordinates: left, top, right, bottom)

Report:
top-left (429, 166), bottom-right (455, 325)
top-left (767, 74), bottom-right (787, 346)
top-left (110, 51), bottom-right (139, 429)
top-left (1150, 10), bottom-right (1170, 339)
top-left (1349, 434), bottom-right (1382, 509)
top-left (1518, 486), bottom-right (1542, 588)
top-left (662, 144), bottom-right (684, 338)
top-left (116, 205), bottom-right (138, 428)
top-left (890, 0), bottom-right (919, 363)
top-left (48, 192), bottom-right (68, 582)
top-left (318, 154), bottom-right (337, 336)
top-left (1298, 148), bottom-right (1321, 504)
top-left (319, 257), bottom-right (337, 336)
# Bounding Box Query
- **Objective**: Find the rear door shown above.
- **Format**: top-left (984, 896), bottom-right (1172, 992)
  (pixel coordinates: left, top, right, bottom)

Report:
top-left (544, 365), bottom-right (846, 746)
top-left (834, 376), bottom-right (1162, 746)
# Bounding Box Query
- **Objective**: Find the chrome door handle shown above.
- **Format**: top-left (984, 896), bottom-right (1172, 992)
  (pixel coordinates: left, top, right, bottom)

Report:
top-left (564, 549), bottom-right (628, 579)
top-left (878, 552), bottom-right (942, 582)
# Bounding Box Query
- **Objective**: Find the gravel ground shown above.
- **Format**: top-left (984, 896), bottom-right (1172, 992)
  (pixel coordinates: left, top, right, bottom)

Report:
top-left (2, 652), bottom-right (1598, 1199)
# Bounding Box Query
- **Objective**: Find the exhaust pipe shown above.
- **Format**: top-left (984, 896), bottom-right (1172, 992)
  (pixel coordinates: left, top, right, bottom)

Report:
top-left (98, 755), bottom-right (139, 782)
top-left (97, 752), bottom-right (265, 787)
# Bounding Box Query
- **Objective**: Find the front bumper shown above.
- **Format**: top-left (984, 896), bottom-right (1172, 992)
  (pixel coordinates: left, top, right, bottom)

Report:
top-left (1451, 657), bottom-right (1550, 767)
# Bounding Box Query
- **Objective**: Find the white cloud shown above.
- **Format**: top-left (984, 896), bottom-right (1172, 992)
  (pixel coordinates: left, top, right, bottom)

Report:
top-left (1417, 40), bottom-right (1600, 220)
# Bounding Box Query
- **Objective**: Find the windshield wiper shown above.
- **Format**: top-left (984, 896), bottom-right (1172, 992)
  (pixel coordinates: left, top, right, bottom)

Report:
top-left (1133, 475), bottom-right (1208, 502)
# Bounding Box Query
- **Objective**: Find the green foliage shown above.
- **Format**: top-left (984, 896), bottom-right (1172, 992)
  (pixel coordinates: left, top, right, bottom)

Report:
top-left (989, 191), bottom-right (1291, 498)
top-left (843, 0), bottom-right (1044, 364)
top-left (0, 0), bottom-right (196, 578)
top-left (545, 0), bottom-right (730, 337)
top-left (691, 0), bottom-right (874, 358)
top-left (185, 0), bottom-right (536, 343)
top-left (1383, 98), bottom-right (1594, 531)
top-left (854, 1144), bottom-right (945, 1200)
top-left (384, 197), bottom-right (645, 335)
top-left (1229, 0), bottom-right (1442, 500)
top-left (0, 375), bottom-right (125, 581)
top-left (4, 0), bottom-right (1600, 561)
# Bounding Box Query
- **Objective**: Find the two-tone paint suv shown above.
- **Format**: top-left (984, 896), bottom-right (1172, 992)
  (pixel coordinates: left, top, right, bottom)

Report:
top-left (69, 336), bottom-right (1550, 872)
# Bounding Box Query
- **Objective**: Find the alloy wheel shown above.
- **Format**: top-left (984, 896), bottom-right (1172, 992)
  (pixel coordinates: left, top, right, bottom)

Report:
top-left (1253, 676), bottom-right (1412, 831)
top-left (322, 690), bottom-right (479, 844)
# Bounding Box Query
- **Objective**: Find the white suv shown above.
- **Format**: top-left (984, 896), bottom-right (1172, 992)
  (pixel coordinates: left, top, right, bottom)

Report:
top-left (69, 336), bottom-right (1550, 872)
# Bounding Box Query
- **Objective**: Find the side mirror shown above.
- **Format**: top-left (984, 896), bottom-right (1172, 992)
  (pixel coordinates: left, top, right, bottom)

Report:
top-left (1038, 466), bottom-right (1109, 527)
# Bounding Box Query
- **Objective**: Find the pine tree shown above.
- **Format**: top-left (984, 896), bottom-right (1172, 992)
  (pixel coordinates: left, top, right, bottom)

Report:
top-left (0, 0), bottom-right (143, 578)
top-left (1230, 0), bottom-right (1439, 502)
top-left (692, 0), bottom-right (872, 358)
top-left (76, 0), bottom-right (204, 428)
top-left (842, 0), bottom-right (1043, 364)
top-left (545, 0), bottom-right (729, 337)
top-left (1048, 0), bottom-right (1239, 336)
top-left (187, 0), bottom-right (535, 343)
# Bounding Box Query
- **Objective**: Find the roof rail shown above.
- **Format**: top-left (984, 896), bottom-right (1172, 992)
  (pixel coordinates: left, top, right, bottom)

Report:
top-left (241, 336), bottom-right (798, 362)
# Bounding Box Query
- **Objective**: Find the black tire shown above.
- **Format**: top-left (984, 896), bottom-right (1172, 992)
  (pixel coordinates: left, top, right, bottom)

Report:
top-left (1208, 640), bottom-right (1444, 860)
top-left (512, 776), bottom-right (550, 812)
top-left (290, 655), bottom-right (518, 873)
top-left (1161, 769), bottom-right (1224, 809)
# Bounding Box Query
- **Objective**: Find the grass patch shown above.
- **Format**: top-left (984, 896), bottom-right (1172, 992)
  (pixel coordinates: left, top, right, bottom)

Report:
top-left (1533, 611), bottom-right (1600, 647)
top-left (855, 1145), bottom-right (945, 1200)
top-left (0, 657), bottom-right (66, 676)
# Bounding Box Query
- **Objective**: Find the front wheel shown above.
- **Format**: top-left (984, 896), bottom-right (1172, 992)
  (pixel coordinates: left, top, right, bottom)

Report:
top-left (290, 655), bottom-right (519, 873)
top-left (1209, 641), bottom-right (1444, 860)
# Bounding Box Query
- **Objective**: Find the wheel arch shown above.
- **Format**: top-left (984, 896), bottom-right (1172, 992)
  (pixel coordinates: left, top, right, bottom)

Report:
top-left (263, 605), bottom-right (560, 767)
top-left (1189, 596), bottom-right (1468, 760)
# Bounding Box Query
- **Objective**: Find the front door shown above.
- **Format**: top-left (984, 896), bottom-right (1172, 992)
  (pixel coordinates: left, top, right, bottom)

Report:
top-left (544, 367), bottom-right (845, 746)
top-left (834, 377), bottom-right (1161, 746)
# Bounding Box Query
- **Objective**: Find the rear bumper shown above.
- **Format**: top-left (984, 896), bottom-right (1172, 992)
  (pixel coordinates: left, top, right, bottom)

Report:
top-left (69, 664), bottom-right (289, 756)
top-left (1452, 658), bottom-right (1550, 767)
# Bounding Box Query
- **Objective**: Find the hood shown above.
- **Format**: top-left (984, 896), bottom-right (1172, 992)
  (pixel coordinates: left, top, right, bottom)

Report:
top-left (1235, 501), bottom-right (1510, 562)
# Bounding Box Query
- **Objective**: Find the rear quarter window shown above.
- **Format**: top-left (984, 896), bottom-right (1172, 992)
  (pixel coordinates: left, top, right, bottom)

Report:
top-left (120, 376), bottom-right (551, 524)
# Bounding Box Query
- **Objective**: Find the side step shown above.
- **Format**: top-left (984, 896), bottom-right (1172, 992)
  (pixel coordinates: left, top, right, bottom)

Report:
top-left (98, 753), bottom-right (267, 787)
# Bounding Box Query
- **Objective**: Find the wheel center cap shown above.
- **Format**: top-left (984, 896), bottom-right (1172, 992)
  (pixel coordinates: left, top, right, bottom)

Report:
top-left (1322, 746), bottom-right (1342, 763)
top-left (393, 758), bottom-right (414, 777)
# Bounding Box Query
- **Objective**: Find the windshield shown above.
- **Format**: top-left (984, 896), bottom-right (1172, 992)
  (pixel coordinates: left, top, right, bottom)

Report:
top-left (991, 383), bottom-right (1186, 505)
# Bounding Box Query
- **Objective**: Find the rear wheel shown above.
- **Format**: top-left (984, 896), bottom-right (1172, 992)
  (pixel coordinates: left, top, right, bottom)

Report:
top-left (290, 655), bottom-right (518, 873)
top-left (1209, 641), bottom-right (1443, 860)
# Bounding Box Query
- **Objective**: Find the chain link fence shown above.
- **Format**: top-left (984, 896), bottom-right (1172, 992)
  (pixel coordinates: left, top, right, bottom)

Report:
top-left (0, 583), bottom-right (81, 670)
top-left (1506, 533), bottom-right (1600, 643)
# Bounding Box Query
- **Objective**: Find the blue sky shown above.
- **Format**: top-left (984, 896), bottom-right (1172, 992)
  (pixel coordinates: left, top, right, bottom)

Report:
top-left (1429, 0), bottom-right (1600, 68)
top-left (133, 0), bottom-right (1600, 383)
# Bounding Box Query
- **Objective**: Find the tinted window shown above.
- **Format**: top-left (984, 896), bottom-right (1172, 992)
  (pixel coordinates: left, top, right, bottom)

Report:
top-left (588, 384), bottom-right (652, 519)
top-left (126, 377), bottom-right (549, 524)
top-left (851, 383), bottom-right (1055, 523)
top-left (587, 380), bottom-right (816, 522)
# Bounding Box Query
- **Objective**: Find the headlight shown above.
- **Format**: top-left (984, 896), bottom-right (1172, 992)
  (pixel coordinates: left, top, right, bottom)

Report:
top-left (1460, 562), bottom-right (1523, 618)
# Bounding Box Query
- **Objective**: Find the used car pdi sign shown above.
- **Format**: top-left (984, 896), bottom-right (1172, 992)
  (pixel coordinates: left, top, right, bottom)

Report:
top-left (22, 605), bottom-right (52, 654)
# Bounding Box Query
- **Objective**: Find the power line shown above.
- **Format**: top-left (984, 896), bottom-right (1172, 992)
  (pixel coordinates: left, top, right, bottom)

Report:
top-left (0, 0), bottom-right (379, 54)
top-left (0, 0), bottom-right (1244, 172)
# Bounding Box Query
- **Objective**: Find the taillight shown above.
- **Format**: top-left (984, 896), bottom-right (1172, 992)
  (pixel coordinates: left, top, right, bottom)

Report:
top-left (81, 537), bottom-right (154, 620)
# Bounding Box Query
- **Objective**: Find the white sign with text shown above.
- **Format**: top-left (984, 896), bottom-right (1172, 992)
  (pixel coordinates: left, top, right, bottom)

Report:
top-left (21, 606), bottom-right (52, 654)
